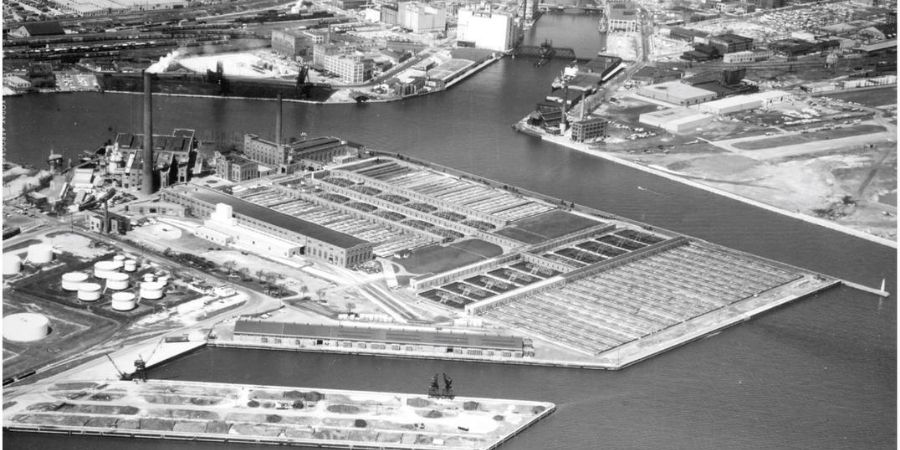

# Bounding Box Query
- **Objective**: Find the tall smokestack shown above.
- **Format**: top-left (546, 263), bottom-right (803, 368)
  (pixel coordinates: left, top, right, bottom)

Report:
top-left (275, 93), bottom-right (282, 149)
top-left (142, 71), bottom-right (154, 196)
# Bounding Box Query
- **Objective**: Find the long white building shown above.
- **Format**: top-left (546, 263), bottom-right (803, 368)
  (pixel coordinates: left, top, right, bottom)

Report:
top-left (399, 2), bottom-right (446, 33)
top-left (456, 8), bottom-right (517, 52)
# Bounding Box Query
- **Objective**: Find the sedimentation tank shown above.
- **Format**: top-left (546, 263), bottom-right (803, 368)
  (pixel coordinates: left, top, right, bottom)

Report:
top-left (77, 283), bottom-right (102, 301)
top-left (3, 313), bottom-right (51, 342)
top-left (61, 271), bottom-right (89, 291)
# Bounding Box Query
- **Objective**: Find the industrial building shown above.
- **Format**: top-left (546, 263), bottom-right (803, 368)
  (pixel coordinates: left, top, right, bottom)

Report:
top-left (637, 81), bottom-right (717, 106)
top-left (639, 108), bottom-right (713, 133)
top-left (88, 211), bottom-right (130, 235)
top-left (232, 320), bottom-right (529, 358)
top-left (397, 2), bottom-right (447, 33)
top-left (708, 33), bottom-right (754, 54)
top-left (607, 2), bottom-right (639, 33)
top-left (104, 129), bottom-right (198, 193)
top-left (271, 29), bottom-right (314, 60)
top-left (570, 117), bottom-right (609, 142)
top-left (313, 45), bottom-right (375, 83)
top-left (8, 22), bottom-right (64, 38)
top-left (244, 134), bottom-right (355, 174)
top-left (161, 185), bottom-right (374, 267)
top-left (695, 90), bottom-right (792, 115)
top-left (456, 8), bottom-right (517, 51)
top-left (214, 151), bottom-right (261, 182)
top-left (722, 49), bottom-right (772, 63)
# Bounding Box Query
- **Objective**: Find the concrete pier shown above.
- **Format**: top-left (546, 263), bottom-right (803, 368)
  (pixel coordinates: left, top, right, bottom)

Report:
top-left (4, 379), bottom-right (555, 450)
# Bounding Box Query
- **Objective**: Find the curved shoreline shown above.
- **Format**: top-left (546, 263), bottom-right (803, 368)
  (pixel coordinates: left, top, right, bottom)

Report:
top-left (540, 134), bottom-right (898, 249)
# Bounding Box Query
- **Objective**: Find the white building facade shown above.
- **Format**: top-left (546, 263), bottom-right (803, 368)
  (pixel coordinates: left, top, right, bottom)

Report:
top-left (456, 8), bottom-right (516, 52)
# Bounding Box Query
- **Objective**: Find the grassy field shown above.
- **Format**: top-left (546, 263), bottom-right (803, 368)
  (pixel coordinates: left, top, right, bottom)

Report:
top-left (394, 239), bottom-right (502, 275)
top-left (732, 124), bottom-right (886, 150)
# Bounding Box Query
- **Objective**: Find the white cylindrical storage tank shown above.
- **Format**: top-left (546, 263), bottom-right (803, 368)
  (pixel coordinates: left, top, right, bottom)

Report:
top-left (94, 260), bottom-right (120, 279)
top-left (105, 272), bottom-right (129, 291)
top-left (77, 282), bottom-right (102, 302)
top-left (27, 244), bottom-right (53, 264)
top-left (215, 203), bottom-right (233, 221)
top-left (3, 254), bottom-right (22, 276)
top-left (109, 258), bottom-right (123, 270)
top-left (111, 292), bottom-right (137, 311)
top-left (62, 271), bottom-right (89, 291)
top-left (157, 275), bottom-right (169, 285)
top-left (3, 313), bottom-right (51, 342)
top-left (140, 281), bottom-right (164, 300)
top-left (143, 274), bottom-right (155, 282)
top-left (123, 259), bottom-right (138, 272)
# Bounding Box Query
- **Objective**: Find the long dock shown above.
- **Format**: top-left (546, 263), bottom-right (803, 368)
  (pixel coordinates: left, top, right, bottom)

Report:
top-left (4, 379), bottom-right (555, 450)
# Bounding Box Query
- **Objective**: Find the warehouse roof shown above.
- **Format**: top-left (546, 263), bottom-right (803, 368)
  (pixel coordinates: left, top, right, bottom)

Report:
top-left (176, 185), bottom-right (367, 249)
top-left (639, 81), bottom-right (716, 100)
top-left (234, 320), bottom-right (524, 350)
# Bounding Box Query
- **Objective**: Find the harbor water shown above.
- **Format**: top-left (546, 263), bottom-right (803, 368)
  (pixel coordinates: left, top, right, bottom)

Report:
top-left (3, 15), bottom-right (895, 450)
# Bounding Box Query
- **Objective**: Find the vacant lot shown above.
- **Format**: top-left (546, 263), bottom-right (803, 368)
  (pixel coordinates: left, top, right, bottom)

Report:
top-left (732, 124), bottom-right (886, 150)
top-left (823, 87), bottom-right (897, 107)
top-left (394, 239), bottom-right (502, 275)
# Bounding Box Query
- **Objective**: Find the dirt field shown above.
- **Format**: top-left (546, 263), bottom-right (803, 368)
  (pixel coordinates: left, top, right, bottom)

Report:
top-left (395, 239), bottom-right (502, 275)
top-left (732, 125), bottom-right (887, 150)
top-left (823, 87), bottom-right (898, 108)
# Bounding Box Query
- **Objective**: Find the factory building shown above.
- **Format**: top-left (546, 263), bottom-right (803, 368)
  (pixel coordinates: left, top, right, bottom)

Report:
top-left (607, 2), bottom-right (639, 33)
top-left (271, 29), bottom-right (314, 60)
top-left (755, 0), bottom-right (786, 8)
top-left (104, 129), bottom-right (198, 193)
top-left (161, 185), bottom-right (374, 267)
top-left (708, 33), bottom-right (754, 54)
top-left (88, 211), bottom-right (130, 235)
top-left (570, 117), bottom-right (609, 142)
top-left (232, 320), bottom-right (530, 358)
top-left (723, 49), bottom-right (772, 63)
top-left (313, 45), bottom-right (375, 83)
top-left (637, 81), bottom-right (717, 106)
top-left (8, 22), bottom-right (64, 38)
top-left (694, 90), bottom-right (792, 115)
top-left (214, 151), bottom-right (261, 182)
top-left (398, 2), bottom-right (447, 33)
top-left (639, 108), bottom-right (713, 134)
top-left (456, 8), bottom-right (517, 51)
top-left (244, 134), bottom-right (355, 174)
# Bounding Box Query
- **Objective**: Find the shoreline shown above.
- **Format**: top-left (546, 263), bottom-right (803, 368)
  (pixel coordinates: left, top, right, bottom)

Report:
top-left (81, 56), bottom-right (504, 105)
top-left (537, 133), bottom-right (898, 249)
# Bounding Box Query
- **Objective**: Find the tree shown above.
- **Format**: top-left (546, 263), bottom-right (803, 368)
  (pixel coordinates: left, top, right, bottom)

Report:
top-left (346, 302), bottom-right (356, 316)
top-left (223, 261), bottom-right (236, 277)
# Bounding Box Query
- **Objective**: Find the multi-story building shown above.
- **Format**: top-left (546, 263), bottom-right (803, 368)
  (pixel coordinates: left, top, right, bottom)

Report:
top-left (709, 33), bottom-right (754, 54)
top-left (313, 45), bottom-right (375, 83)
top-left (381, 3), bottom-right (399, 24)
top-left (456, 8), bottom-right (516, 51)
top-left (607, 2), bottom-right (639, 33)
top-left (334, 0), bottom-right (366, 9)
top-left (570, 117), bottom-right (609, 142)
top-left (214, 152), bottom-right (260, 182)
top-left (244, 133), bottom-right (289, 167)
top-left (723, 49), bottom-right (771, 63)
top-left (398, 2), bottom-right (446, 33)
top-left (271, 29), bottom-right (314, 60)
top-left (104, 129), bottom-right (198, 192)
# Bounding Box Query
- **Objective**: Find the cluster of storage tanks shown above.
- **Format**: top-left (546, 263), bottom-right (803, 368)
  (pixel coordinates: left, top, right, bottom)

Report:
top-left (3, 243), bottom-right (56, 277)
top-left (59, 254), bottom-right (169, 311)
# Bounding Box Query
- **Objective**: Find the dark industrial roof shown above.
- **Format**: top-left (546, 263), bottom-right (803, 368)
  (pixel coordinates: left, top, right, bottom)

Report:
top-left (115, 132), bottom-right (193, 152)
top-left (710, 33), bottom-right (753, 44)
top-left (290, 137), bottom-right (343, 155)
top-left (234, 320), bottom-right (524, 350)
top-left (19, 22), bottom-right (64, 36)
top-left (180, 186), bottom-right (367, 249)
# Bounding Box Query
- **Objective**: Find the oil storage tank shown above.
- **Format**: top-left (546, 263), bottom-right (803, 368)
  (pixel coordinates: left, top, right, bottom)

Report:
top-left (77, 282), bottom-right (102, 301)
top-left (62, 271), bottom-right (89, 291)
top-left (26, 244), bottom-right (53, 264)
top-left (140, 281), bottom-right (165, 300)
top-left (105, 272), bottom-right (129, 290)
top-left (111, 292), bottom-right (137, 311)
top-left (123, 259), bottom-right (138, 272)
top-left (3, 254), bottom-right (22, 276)
top-left (94, 260), bottom-right (120, 279)
top-left (3, 313), bottom-right (51, 342)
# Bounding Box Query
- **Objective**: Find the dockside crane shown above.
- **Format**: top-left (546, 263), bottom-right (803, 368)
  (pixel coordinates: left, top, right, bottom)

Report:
top-left (105, 353), bottom-right (128, 380)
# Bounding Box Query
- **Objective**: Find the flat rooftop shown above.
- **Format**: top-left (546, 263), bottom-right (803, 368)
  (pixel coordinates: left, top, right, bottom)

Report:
top-left (173, 185), bottom-right (367, 249)
top-left (495, 210), bottom-right (600, 245)
top-left (641, 107), bottom-right (711, 121)
top-left (235, 320), bottom-right (524, 350)
top-left (640, 81), bottom-right (716, 100)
